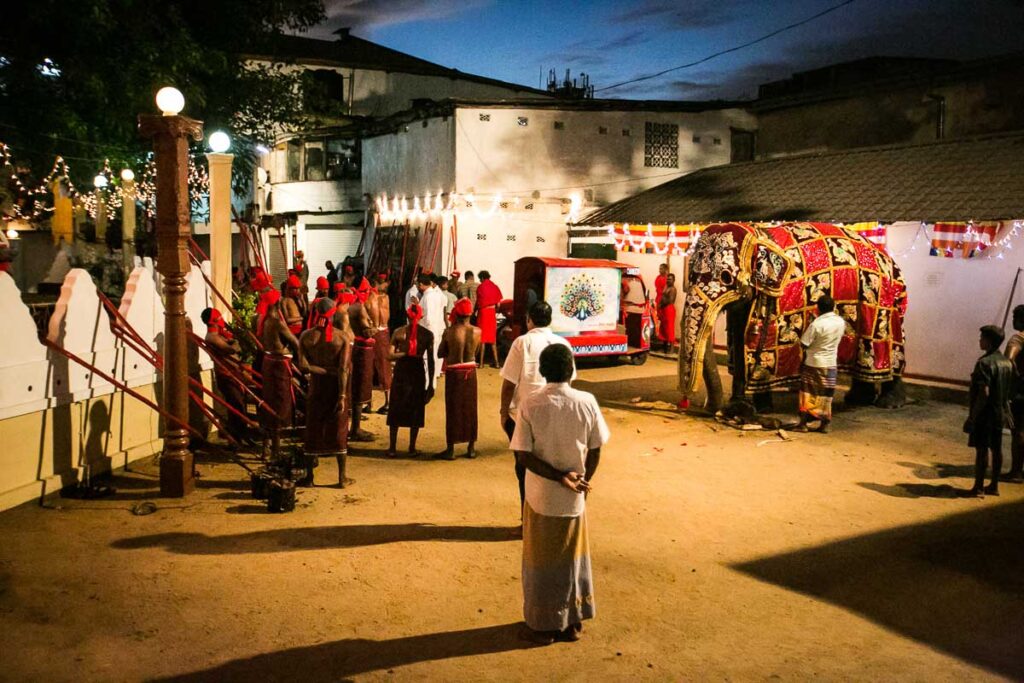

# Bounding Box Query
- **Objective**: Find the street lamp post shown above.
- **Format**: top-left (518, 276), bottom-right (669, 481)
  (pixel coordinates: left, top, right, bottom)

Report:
top-left (206, 131), bottom-right (233, 323)
top-left (139, 86), bottom-right (203, 498)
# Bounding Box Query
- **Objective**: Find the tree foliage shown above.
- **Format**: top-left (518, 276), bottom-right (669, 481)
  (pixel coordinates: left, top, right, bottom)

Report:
top-left (0, 0), bottom-right (325, 193)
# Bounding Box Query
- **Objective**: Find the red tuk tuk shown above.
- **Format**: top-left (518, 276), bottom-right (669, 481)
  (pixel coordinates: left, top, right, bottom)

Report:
top-left (512, 257), bottom-right (654, 365)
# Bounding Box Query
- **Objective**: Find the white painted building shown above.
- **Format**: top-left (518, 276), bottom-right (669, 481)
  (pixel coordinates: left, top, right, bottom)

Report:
top-left (361, 99), bottom-right (757, 294)
top-left (244, 30), bottom-right (553, 280)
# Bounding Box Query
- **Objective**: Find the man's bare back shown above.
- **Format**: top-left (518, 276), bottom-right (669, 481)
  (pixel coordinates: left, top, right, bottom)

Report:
top-left (299, 325), bottom-right (352, 386)
top-left (439, 322), bottom-right (482, 366)
top-left (366, 289), bottom-right (389, 330)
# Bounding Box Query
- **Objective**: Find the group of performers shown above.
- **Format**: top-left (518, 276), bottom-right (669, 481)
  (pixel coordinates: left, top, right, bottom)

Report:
top-left (202, 257), bottom-right (493, 487)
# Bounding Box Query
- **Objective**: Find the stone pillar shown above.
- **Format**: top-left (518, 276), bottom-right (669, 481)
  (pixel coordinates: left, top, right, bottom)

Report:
top-left (138, 113), bottom-right (203, 498)
top-left (206, 152), bottom-right (234, 323)
top-left (51, 180), bottom-right (74, 245)
top-left (95, 190), bottom-right (107, 242)
top-left (122, 177), bottom-right (136, 272)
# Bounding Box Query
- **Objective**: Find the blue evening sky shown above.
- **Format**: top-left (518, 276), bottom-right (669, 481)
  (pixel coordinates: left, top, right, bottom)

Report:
top-left (313, 0), bottom-right (1024, 100)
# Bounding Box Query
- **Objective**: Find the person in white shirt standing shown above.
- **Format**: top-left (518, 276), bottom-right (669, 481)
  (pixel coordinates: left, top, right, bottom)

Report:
top-left (417, 273), bottom-right (447, 379)
top-left (797, 295), bottom-right (848, 433)
top-left (511, 343), bottom-right (609, 645)
top-left (500, 302), bottom-right (575, 517)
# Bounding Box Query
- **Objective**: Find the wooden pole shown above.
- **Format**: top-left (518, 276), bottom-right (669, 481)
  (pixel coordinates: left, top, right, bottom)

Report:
top-left (139, 111), bottom-right (203, 498)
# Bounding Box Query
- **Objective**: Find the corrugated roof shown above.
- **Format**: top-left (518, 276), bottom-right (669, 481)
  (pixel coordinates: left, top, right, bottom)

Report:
top-left (577, 132), bottom-right (1024, 225)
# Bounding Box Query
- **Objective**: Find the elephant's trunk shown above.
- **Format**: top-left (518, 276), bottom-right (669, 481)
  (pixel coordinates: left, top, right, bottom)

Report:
top-left (677, 283), bottom-right (738, 399)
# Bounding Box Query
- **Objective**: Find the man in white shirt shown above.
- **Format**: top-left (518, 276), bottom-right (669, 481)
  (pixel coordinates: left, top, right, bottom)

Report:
top-left (501, 302), bottom-right (575, 516)
top-left (417, 273), bottom-right (447, 379)
top-left (404, 280), bottom-right (420, 310)
top-left (511, 343), bottom-right (609, 644)
top-left (797, 295), bottom-right (848, 433)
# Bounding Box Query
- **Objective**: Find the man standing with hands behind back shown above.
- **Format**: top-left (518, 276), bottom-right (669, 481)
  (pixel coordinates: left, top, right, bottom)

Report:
top-left (501, 302), bottom-right (574, 523)
top-left (511, 343), bottom-right (609, 645)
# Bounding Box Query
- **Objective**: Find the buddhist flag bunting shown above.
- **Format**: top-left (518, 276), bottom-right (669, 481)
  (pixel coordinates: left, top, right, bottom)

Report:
top-left (929, 222), bottom-right (1002, 258)
top-left (845, 222), bottom-right (888, 250)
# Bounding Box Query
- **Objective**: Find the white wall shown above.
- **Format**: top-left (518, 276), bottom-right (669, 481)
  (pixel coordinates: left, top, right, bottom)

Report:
top-left (889, 221), bottom-right (1024, 384)
top-left (362, 117), bottom-right (456, 197)
top-left (268, 179), bottom-right (363, 214)
top-left (454, 107), bottom-right (756, 204)
top-left (0, 264), bottom-right (214, 511)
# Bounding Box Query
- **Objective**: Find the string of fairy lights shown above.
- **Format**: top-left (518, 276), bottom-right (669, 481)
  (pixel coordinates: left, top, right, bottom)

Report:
top-left (1, 142), bottom-right (210, 223)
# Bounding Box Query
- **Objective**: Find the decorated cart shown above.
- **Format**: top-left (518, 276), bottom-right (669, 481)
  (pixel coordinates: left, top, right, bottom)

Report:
top-left (512, 257), bottom-right (654, 364)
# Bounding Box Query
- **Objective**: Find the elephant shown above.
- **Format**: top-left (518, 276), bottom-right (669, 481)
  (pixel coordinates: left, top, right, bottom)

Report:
top-left (677, 222), bottom-right (908, 412)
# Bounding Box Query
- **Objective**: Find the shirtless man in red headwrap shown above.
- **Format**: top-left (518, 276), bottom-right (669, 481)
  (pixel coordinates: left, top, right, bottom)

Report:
top-left (202, 307), bottom-right (248, 443)
top-left (366, 274), bottom-right (392, 414)
top-left (347, 282), bottom-right (376, 442)
top-left (307, 276), bottom-right (330, 329)
top-left (258, 290), bottom-right (299, 461)
top-left (298, 297), bottom-right (354, 487)
top-left (435, 298), bottom-right (481, 460)
top-left (282, 274), bottom-right (305, 335)
top-left (386, 304), bottom-right (435, 457)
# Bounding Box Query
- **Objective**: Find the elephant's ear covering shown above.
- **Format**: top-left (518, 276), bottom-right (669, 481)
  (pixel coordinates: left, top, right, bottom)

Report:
top-left (746, 239), bottom-right (795, 297)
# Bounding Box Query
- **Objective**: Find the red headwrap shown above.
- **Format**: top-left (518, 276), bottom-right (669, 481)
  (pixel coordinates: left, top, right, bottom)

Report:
top-left (378, 272), bottom-right (388, 281)
top-left (406, 304), bottom-right (423, 355)
top-left (256, 289), bottom-right (281, 336)
top-left (315, 276), bottom-right (329, 292)
top-left (451, 271), bottom-right (460, 278)
top-left (313, 303), bottom-right (338, 341)
top-left (285, 274), bottom-right (301, 290)
top-left (356, 276), bottom-right (371, 303)
top-left (249, 269), bottom-right (270, 292)
top-left (344, 265), bottom-right (354, 274)
top-left (339, 291), bottom-right (357, 305)
top-left (207, 308), bottom-right (233, 340)
top-left (452, 297), bottom-right (473, 320)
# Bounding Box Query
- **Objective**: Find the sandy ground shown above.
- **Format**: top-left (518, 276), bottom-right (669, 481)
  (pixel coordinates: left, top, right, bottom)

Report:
top-left (1, 357), bottom-right (1022, 682)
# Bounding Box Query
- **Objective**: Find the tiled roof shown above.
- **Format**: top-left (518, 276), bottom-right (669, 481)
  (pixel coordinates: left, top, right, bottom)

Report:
top-left (243, 33), bottom-right (550, 97)
top-left (578, 132), bottom-right (1024, 225)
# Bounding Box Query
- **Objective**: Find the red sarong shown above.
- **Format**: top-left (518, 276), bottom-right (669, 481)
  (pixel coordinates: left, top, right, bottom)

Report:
top-left (477, 306), bottom-right (497, 344)
top-left (351, 336), bottom-right (376, 405)
top-left (372, 328), bottom-right (392, 391)
top-left (658, 304), bottom-right (676, 344)
top-left (259, 353), bottom-right (294, 430)
top-left (444, 363), bottom-right (478, 445)
top-left (305, 370), bottom-right (350, 454)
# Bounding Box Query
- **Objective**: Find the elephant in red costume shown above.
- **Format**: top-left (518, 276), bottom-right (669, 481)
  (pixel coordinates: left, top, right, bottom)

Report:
top-left (678, 222), bottom-right (908, 411)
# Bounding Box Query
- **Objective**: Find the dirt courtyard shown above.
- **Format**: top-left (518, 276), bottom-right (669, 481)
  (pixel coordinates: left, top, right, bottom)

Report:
top-left (0, 357), bottom-right (1021, 681)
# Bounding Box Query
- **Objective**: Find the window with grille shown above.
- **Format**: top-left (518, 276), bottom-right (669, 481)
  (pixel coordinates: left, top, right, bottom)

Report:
top-left (644, 122), bottom-right (678, 168)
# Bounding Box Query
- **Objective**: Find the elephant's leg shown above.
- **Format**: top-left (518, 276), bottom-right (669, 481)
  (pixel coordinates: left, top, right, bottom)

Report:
top-left (702, 334), bottom-right (724, 412)
top-left (845, 378), bottom-right (878, 406)
top-left (875, 376), bottom-right (908, 409)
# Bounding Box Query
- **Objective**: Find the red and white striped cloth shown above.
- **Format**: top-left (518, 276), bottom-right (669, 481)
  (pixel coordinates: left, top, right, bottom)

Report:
top-left (930, 222), bottom-right (1002, 258)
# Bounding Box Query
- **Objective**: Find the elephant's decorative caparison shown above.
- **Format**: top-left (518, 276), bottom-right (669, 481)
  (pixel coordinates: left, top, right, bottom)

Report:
top-left (678, 222), bottom-right (908, 400)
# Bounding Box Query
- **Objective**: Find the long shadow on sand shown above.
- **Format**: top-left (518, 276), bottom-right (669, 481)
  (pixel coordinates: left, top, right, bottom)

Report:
top-left (111, 523), bottom-right (517, 554)
top-left (734, 500), bottom-right (1024, 679)
top-left (151, 622), bottom-right (537, 682)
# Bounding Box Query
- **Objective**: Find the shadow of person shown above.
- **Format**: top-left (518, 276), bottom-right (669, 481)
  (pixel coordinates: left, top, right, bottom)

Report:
top-left (858, 482), bottom-right (961, 499)
top-left (734, 500), bottom-right (1024, 679)
top-left (111, 523), bottom-right (519, 554)
top-left (153, 622), bottom-right (538, 682)
top-left (83, 400), bottom-right (113, 472)
top-left (896, 461), bottom-right (977, 480)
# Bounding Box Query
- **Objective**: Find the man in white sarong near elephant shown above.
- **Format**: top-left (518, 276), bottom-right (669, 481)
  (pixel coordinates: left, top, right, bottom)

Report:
top-left (796, 294), bottom-right (847, 433)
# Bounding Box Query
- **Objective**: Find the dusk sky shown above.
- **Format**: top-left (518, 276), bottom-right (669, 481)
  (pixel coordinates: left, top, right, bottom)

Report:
top-left (312, 0), bottom-right (1024, 100)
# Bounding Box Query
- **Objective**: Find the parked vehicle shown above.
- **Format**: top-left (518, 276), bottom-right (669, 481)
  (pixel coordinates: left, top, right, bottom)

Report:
top-left (512, 257), bottom-right (653, 365)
